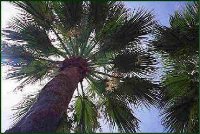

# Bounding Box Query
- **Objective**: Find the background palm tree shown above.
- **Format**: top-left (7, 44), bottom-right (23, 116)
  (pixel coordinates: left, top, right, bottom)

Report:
top-left (152, 2), bottom-right (199, 133)
top-left (2, 1), bottom-right (159, 132)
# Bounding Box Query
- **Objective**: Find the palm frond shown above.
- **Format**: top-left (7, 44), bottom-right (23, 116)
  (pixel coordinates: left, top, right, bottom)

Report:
top-left (87, 76), bottom-right (107, 96)
top-left (7, 60), bottom-right (55, 79)
top-left (88, 1), bottom-right (111, 33)
top-left (101, 94), bottom-right (139, 133)
top-left (112, 50), bottom-right (157, 75)
top-left (6, 59), bottom-right (58, 91)
top-left (74, 96), bottom-right (100, 133)
top-left (152, 2), bottom-right (199, 56)
top-left (160, 59), bottom-right (199, 133)
top-left (161, 95), bottom-right (198, 133)
top-left (52, 1), bottom-right (83, 30)
top-left (114, 77), bottom-right (160, 107)
top-left (11, 1), bottom-right (54, 29)
top-left (99, 8), bottom-right (155, 51)
top-left (170, 2), bottom-right (199, 29)
top-left (3, 24), bottom-right (64, 57)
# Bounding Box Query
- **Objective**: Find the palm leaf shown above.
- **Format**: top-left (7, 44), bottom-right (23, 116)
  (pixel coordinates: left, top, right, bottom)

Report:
top-left (114, 77), bottom-right (160, 107)
top-left (3, 24), bottom-right (64, 57)
top-left (161, 94), bottom-right (198, 133)
top-left (99, 8), bottom-right (155, 51)
top-left (159, 56), bottom-right (199, 132)
top-left (52, 1), bottom-right (83, 30)
top-left (152, 2), bottom-right (199, 56)
top-left (112, 50), bottom-right (157, 75)
top-left (11, 1), bottom-right (54, 29)
top-left (6, 59), bottom-right (58, 91)
top-left (74, 96), bottom-right (100, 133)
top-left (101, 94), bottom-right (139, 133)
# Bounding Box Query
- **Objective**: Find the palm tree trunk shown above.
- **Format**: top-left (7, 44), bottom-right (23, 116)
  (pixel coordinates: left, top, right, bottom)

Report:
top-left (6, 67), bottom-right (80, 132)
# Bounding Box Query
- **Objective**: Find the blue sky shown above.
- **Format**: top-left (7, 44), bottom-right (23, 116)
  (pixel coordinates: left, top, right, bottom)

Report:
top-left (124, 1), bottom-right (187, 26)
top-left (1, 1), bottom-right (189, 133)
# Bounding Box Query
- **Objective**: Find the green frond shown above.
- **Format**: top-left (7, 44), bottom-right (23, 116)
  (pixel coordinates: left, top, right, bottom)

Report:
top-left (114, 77), bottom-right (160, 107)
top-left (11, 1), bottom-right (55, 29)
top-left (99, 8), bottom-right (155, 51)
top-left (90, 51), bottom-right (115, 67)
top-left (52, 1), bottom-right (83, 30)
top-left (160, 57), bottom-right (198, 133)
top-left (152, 2), bottom-right (199, 56)
top-left (3, 24), bottom-right (64, 57)
top-left (7, 60), bottom-right (54, 79)
top-left (89, 1), bottom-right (113, 33)
top-left (113, 50), bottom-right (157, 74)
top-left (102, 95), bottom-right (139, 133)
top-left (161, 95), bottom-right (198, 133)
top-left (6, 60), bottom-right (58, 91)
top-left (87, 76), bottom-right (107, 96)
top-left (86, 1), bottom-right (127, 34)
top-left (74, 96), bottom-right (100, 133)
top-left (164, 73), bottom-right (190, 99)
top-left (170, 2), bottom-right (199, 29)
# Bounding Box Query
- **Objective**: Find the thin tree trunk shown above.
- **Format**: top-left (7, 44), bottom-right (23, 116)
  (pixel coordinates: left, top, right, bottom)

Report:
top-left (6, 67), bottom-right (80, 132)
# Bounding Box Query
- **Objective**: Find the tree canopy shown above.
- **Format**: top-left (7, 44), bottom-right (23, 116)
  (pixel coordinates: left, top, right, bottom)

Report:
top-left (2, 1), bottom-right (159, 133)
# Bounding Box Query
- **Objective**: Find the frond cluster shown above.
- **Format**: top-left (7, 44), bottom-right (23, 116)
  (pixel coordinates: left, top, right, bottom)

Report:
top-left (152, 2), bottom-right (199, 133)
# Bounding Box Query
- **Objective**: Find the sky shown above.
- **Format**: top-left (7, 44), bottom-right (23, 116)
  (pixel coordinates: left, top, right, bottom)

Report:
top-left (1, 1), bottom-right (188, 133)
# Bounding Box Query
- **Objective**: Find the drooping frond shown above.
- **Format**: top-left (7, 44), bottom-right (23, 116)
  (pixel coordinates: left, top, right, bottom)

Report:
top-left (7, 60), bottom-right (54, 80)
top-left (101, 94), bottom-right (139, 133)
top-left (6, 58), bottom-right (59, 91)
top-left (87, 77), bottom-right (107, 96)
top-left (74, 96), bottom-right (100, 133)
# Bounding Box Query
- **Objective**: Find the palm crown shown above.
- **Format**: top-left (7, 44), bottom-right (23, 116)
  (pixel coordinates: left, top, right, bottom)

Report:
top-left (2, 1), bottom-right (159, 133)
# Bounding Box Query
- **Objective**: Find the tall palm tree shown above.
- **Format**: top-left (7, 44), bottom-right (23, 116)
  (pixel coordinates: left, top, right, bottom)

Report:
top-left (152, 2), bottom-right (199, 133)
top-left (2, 1), bottom-right (158, 132)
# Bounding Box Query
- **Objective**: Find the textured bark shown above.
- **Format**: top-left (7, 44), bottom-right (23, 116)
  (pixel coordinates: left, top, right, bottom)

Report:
top-left (6, 67), bottom-right (80, 132)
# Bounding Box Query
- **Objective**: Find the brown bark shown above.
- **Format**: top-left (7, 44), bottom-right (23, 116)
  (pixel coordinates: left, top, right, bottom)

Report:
top-left (6, 67), bottom-right (80, 132)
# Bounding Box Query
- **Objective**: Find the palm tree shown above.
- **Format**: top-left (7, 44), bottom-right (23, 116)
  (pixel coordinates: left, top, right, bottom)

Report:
top-left (152, 2), bottom-right (199, 133)
top-left (2, 1), bottom-right (158, 132)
